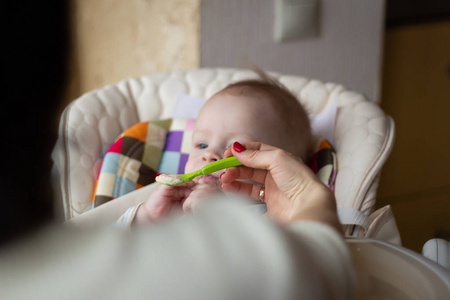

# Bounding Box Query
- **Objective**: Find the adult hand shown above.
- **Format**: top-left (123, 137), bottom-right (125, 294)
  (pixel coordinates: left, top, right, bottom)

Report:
top-left (221, 142), bottom-right (342, 234)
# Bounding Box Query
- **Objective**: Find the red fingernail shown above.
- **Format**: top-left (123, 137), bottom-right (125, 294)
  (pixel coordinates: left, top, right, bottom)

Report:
top-left (223, 149), bottom-right (226, 156)
top-left (220, 172), bottom-right (225, 179)
top-left (233, 141), bottom-right (246, 153)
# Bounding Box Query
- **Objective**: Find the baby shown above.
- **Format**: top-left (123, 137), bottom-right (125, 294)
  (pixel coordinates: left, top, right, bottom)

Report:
top-left (120, 72), bottom-right (312, 226)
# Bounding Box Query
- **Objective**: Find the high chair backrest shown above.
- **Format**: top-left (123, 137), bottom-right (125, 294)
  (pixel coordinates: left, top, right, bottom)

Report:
top-left (52, 68), bottom-right (397, 241)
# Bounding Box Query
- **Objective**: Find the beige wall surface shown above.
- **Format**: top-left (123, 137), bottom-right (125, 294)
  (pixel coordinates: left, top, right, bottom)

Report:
top-left (66, 0), bottom-right (200, 105)
top-left (377, 21), bottom-right (450, 252)
top-left (200, 0), bottom-right (386, 102)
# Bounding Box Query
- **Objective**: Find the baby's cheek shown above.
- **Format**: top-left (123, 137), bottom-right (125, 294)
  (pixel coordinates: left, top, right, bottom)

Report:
top-left (184, 158), bottom-right (195, 174)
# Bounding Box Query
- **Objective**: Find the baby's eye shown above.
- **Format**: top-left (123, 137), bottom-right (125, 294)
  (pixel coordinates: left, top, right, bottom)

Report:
top-left (196, 143), bottom-right (208, 149)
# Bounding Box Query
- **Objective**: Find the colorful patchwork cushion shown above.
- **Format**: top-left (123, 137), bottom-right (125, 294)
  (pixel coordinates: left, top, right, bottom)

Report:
top-left (308, 138), bottom-right (337, 191)
top-left (92, 119), bottom-right (337, 208)
top-left (92, 118), bottom-right (195, 208)
top-left (157, 118), bottom-right (196, 175)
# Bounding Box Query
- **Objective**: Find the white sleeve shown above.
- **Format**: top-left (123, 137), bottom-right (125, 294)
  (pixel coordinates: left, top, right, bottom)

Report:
top-left (0, 197), bottom-right (355, 300)
top-left (286, 221), bottom-right (356, 299)
top-left (112, 203), bottom-right (143, 230)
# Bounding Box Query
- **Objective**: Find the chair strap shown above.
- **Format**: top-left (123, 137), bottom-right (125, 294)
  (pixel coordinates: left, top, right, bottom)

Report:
top-left (338, 208), bottom-right (369, 231)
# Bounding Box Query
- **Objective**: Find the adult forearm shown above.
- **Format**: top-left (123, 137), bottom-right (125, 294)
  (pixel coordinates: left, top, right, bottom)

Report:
top-left (1, 197), bottom-right (354, 300)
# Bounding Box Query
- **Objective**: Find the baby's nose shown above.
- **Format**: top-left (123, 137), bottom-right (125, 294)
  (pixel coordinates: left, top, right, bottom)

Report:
top-left (202, 149), bottom-right (221, 163)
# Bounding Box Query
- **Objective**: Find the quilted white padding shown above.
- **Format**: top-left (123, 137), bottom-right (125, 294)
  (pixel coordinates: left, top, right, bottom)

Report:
top-left (52, 68), bottom-right (394, 224)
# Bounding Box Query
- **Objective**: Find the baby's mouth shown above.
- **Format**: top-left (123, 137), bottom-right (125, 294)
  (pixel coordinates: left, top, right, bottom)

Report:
top-left (196, 174), bottom-right (220, 185)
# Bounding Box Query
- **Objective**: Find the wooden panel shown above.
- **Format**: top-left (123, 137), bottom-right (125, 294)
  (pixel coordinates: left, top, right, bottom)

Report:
top-left (377, 21), bottom-right (450, 252)
top-left (378, 21), bottom-right (450, 198)
top-left (380, 189), bottom-right (450, 253)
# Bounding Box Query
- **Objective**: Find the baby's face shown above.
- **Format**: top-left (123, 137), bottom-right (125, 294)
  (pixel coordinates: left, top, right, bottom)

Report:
top-left (184, 92), bottom-right (287, 184)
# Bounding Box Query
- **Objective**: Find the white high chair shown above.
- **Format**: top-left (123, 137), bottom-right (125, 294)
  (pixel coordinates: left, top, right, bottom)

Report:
top-left (52, 69), bottom-right (450, 297)
top-left (51, 68), bottom-right (398, 242)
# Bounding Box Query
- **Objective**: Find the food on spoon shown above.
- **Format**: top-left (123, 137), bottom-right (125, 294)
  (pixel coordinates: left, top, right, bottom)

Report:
top-left (155, 174), bottom-right (184, 185)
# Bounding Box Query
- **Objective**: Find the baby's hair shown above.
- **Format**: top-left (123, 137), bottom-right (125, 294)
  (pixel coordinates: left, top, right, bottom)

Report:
top-left (218, 69), bottom-right (312, 160)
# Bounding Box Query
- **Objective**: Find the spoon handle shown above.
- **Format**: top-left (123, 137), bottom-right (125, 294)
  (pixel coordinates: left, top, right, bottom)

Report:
top-left (199, 156), bottom-right (242, 176)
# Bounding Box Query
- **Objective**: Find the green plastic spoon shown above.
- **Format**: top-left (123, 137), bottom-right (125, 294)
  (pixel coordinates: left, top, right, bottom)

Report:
top-left (155, 156), bottom-right (242, 186)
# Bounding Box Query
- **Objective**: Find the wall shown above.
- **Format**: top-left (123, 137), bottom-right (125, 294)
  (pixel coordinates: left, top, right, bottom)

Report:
top-left (65, 0), bottom-right (200, 106)
top-left (66, 0), bottom-right (385, 103)
top-left (377, 21), bottom-right (450, 252)
top-left (200, 0), bottom-right (385, 102)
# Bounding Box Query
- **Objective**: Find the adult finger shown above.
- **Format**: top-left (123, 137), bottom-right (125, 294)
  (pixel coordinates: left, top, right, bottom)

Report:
top-left (223, 142), bottom-right (278, 158)
top-left (230, 142), bottom-right (298, 174)
top-left (221, 180), bottom-right (264, 201)
top-left (220, 165), bottom-right (268, 186)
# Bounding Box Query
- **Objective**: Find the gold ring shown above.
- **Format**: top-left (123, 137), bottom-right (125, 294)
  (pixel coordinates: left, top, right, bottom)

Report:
top-left (258, 185), bottom-right (265, 202)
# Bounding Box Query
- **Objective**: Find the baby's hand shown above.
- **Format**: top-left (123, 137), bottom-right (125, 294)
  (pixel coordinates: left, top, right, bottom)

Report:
top-left (181, 183), bottom-right (223, 213)
top-left (134, 182), bottom-right (196, 224)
